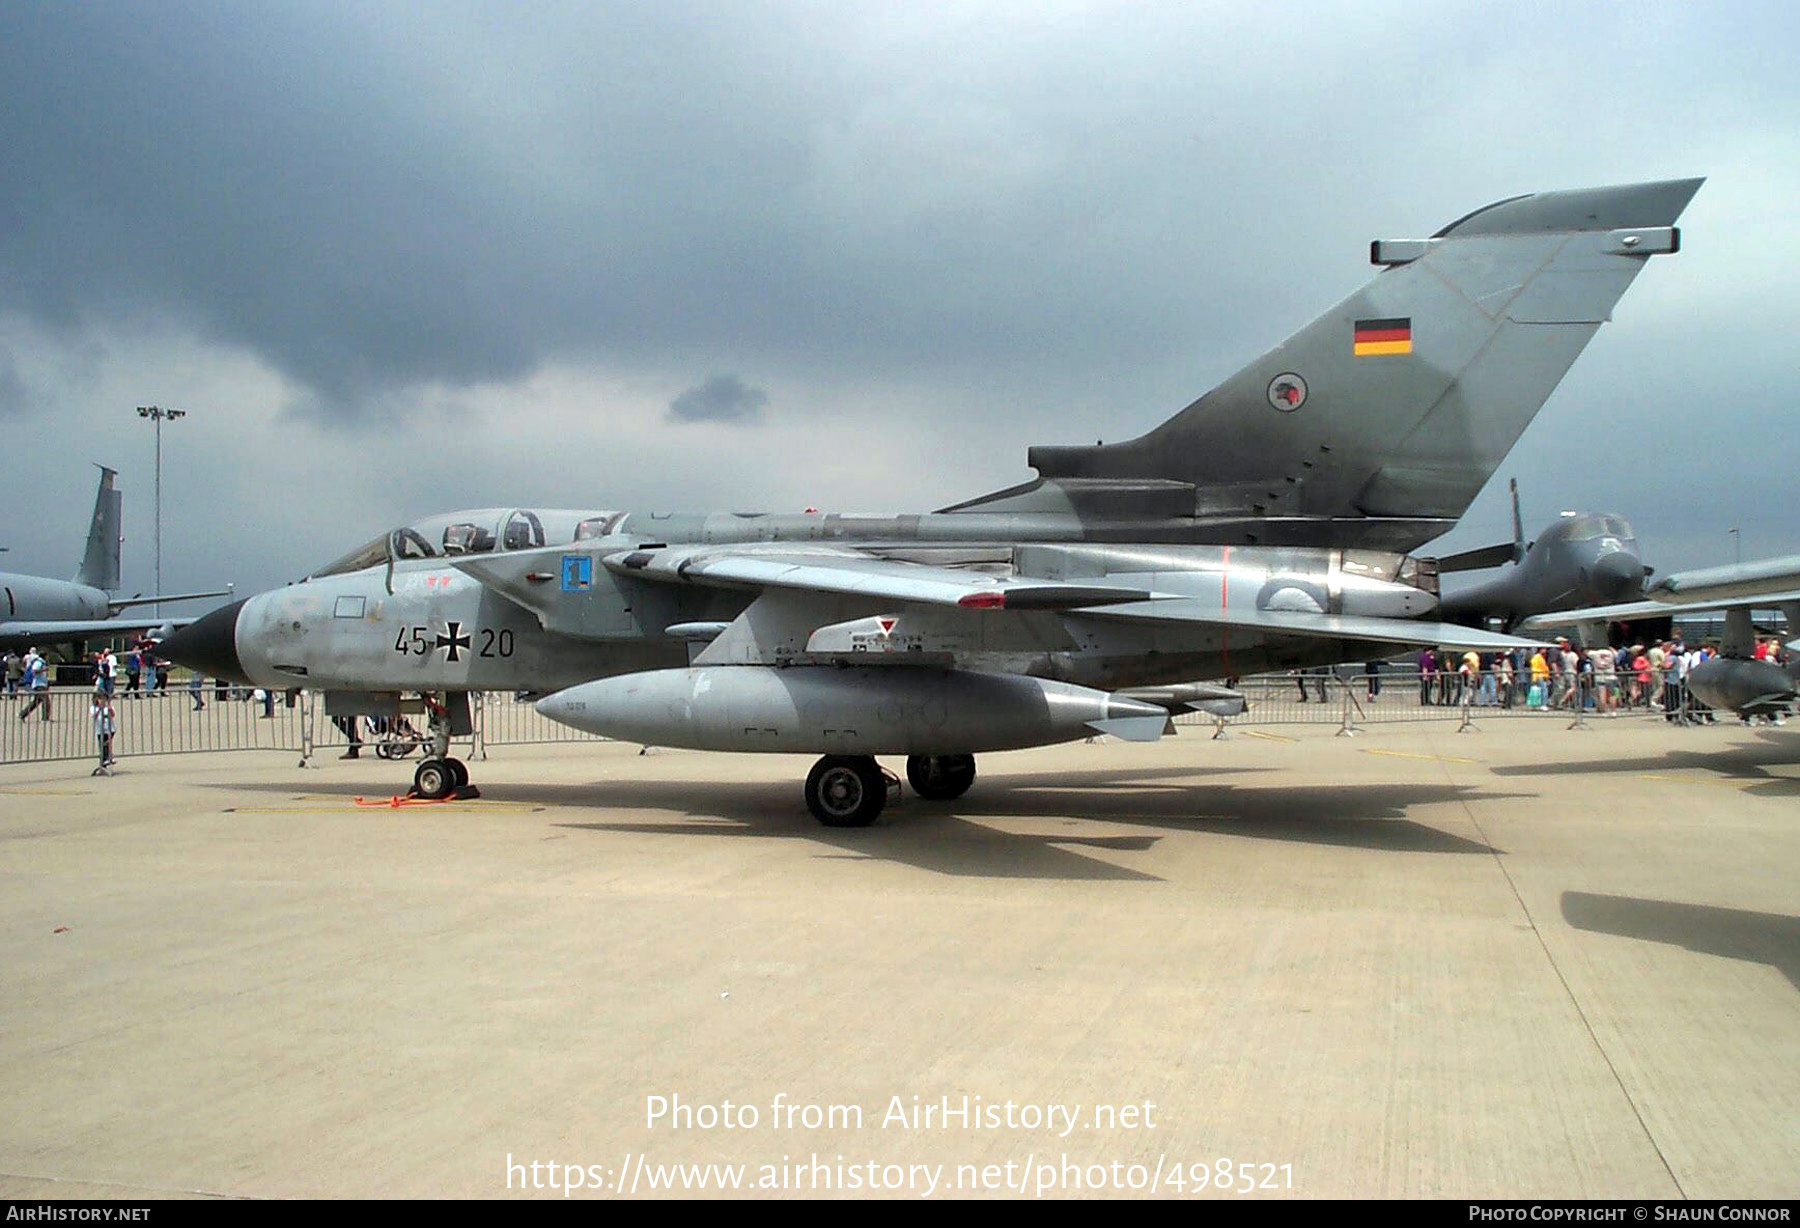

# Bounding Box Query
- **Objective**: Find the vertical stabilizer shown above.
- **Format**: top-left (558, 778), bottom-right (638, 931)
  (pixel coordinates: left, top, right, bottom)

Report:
top-left (76, 466), bottom-right (122, 590)
top-left (972, 178), bottom-right (1701, 548)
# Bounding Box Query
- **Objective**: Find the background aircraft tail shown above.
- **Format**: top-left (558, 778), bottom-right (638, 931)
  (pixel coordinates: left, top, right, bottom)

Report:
top-left (1435, 478), bottom-right (1527, 574)
top-left (953, 178), bottom-right (1701, 550)
top-left (76, 466), bottom-right (122, 590)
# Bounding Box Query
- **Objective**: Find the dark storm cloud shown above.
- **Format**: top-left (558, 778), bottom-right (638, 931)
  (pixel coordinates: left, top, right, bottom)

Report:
top-left (17, 2), bottom-right (1774, 428)
top-left (0, 4), bottom-right (539, 416)
top-left (667, 374), bottom-right (768, 424)
top-left (1, 4), bottom-right (913, 422)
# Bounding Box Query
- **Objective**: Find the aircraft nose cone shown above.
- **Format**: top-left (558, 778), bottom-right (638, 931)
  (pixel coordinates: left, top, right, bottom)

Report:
top-left (159, 599), bottom-right (250, 683)
top-left (1588, 551), bottom-right (1644, 603)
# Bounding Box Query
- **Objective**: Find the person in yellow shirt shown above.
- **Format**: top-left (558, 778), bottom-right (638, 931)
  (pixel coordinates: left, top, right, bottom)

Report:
top-left (1528, 649), bottom-right (1551, 706)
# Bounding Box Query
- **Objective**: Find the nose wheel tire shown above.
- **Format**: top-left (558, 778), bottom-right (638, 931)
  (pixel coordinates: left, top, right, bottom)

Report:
top-left (413, 758), bottom-right (457, 801)
top-left (806, 755), bottom-right (886, 827)
top-left (906, 754), bottom-right (976, 801)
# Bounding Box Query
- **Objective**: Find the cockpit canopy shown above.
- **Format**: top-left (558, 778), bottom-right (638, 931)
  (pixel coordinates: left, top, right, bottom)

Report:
top-left (309, 508), bottom-right (621, 578)
top-left (1557, 513), bottom-right (1637, 544)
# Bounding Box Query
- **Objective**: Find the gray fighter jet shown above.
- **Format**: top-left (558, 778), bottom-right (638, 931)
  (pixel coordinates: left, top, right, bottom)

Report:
top-left (1, 467), bottom-right (230, 650)
top-left (163, 177), bottom-right (1697, 822)
top-left (1435, 480), bottom-right (1648, 630)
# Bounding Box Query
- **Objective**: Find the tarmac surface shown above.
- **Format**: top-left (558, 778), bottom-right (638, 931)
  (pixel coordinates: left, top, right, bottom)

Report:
top-left (2, 717), bottom-right (1797, 1199)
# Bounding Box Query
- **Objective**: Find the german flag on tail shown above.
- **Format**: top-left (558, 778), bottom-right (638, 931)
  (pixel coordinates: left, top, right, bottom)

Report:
top-left (1353, 317), bottom-right (1412, 356)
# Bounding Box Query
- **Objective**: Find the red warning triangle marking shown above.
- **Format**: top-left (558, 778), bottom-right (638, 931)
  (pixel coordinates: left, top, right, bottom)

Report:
top-left (878, 618), bottom-right (896, 634)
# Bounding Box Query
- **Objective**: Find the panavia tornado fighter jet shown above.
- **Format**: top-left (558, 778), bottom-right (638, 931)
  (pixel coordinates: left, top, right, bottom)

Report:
top-left (163, 177), bottom-right (1698, 824)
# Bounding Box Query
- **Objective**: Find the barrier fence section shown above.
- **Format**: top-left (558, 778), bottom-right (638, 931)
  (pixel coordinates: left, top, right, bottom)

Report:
top-left (477, 691), bottom-right (611, 748)
top-left (0, 668), bottom-right (1740, 767)
top-left (0, 686), bottom-right (609, 766)
top-left (2, 686), bottom-right (306, 766)
top-left (292, 691), bottom-right (608, 764)
top-left (1170, 664), bottom-right (1720, 734)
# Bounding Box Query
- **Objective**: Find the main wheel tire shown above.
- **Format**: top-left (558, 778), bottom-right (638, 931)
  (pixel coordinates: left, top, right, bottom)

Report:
top-left (413, 758), bottom-right (455, 800)
top-left (805, 755), bottom-right (886, 827)
top-left (446, 757), bottom-right (469, 787)
top-left (906, 753), bottom-right (976, 801)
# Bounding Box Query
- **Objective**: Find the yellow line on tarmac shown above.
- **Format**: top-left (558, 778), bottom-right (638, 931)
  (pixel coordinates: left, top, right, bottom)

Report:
top-left (1638, 773), bottom-right (1757, 792)
top-left (224, 806), bottom-right (368, 814)
top-left (1241, 730), bottom-right (1298, 743)
top-left (0, 788), bottom-right (90, 796)
top-left (226, 802), bottom-right (547, 814)
top-left (1362, 749), bottom-right (1479, 765)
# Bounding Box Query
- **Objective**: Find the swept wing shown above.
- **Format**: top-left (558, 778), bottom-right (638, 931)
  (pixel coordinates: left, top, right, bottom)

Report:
top-left (458, 541), bottom-right (1545, 654)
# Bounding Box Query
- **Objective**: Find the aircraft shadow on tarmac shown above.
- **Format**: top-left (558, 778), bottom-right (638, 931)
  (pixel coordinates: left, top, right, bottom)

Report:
top-left (1489, 739), bottom-right (1800, 798)
top-left (562, 815), bottom-right (1169, 883)
top-left (207, 766), bottom-right (1515, 881)
top-left (548, 771), bottom-right (1513, 881)
top-left (1562, 891), bottom-right (1800, 994)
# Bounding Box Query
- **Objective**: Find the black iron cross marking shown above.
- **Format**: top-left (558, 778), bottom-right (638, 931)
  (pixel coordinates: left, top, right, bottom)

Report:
top-left (436, 622), bottom-right (472, 663)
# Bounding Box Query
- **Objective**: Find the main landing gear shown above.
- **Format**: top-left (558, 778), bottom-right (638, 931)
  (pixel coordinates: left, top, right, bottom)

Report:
top-left (802, 753), bottom-right (977, 827)
top-left (906, 753), bottom-right (976, 801)
top-left (408, 694), bottom-right (479, 801)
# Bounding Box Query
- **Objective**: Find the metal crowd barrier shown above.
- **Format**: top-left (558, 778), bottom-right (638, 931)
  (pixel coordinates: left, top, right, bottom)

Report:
top-left (1, 685), bottom-right (306, 766)
top-left (1169, 665), bottom-right (1719, 734)
top-left (475, 691), bottom-right (609, 748)
top-left (0, 685), bottom-right (612, 768)
top-left (0, 668), bottom-right (1741, 768)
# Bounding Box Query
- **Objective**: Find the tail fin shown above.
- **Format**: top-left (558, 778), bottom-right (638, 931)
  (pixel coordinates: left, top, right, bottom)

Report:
top-left (1509, 477), bottom-right (1525, 564)
top-left (961, 178), bottom-right (1701, 549)
top-left (1433, 477), bottom-right (1529, 575)
top-left (75, 466), bottom-right (121, 590)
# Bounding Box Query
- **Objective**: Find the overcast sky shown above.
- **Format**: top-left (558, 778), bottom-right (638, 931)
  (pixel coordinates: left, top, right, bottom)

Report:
top-left (2, 1), bottom-right (1796, 602)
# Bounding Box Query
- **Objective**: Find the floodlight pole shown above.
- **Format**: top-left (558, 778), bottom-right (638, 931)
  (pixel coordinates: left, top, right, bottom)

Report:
top-left (136, 405), bottom-right (187, 615)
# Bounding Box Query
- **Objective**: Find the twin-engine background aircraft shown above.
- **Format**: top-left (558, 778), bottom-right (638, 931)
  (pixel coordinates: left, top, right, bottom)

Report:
top-left (2, 467), bottom-right (230, 651)
top-left (163, 177), bottom-right (1700, 825)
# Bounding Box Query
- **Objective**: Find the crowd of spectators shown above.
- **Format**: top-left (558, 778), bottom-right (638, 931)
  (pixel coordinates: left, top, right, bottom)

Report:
top-left (1407, 636), bottom-right (1789, 722)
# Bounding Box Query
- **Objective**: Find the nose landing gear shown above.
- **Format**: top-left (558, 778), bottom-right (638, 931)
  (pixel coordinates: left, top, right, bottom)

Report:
top-left (412, 755), bottom-right (471, 800)
top-left (408, 694), bottom-right (479, 800)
